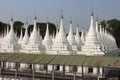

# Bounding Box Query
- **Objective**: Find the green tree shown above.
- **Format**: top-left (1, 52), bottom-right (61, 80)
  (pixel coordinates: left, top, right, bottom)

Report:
top-left (13, 21), bottom-right (24, 37)
top-left (0, 21), bottom-right (8, 35)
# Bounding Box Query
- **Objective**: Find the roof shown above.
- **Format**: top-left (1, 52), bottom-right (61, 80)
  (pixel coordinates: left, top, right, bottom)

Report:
top-left (83, 56), bottom-right (120, 68)
top-left (0, 53), bottom-right (120, 69)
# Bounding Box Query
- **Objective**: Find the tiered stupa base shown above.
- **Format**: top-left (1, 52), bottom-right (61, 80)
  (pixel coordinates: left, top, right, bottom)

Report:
top-left (0, 44), bottom-right (19, 53)
top-left (20, 44), bottom-right (45, 54)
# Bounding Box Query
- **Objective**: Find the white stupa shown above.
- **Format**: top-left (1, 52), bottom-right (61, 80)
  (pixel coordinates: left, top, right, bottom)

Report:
top-left (43, 20), bottom-right (53, 51)
top-left (78, 11), bottom-right (104, 56)
top-left (99, 24), bottom-right (110, 54)
top-left (103, 29), bottom-right (119, 55)
top-left (95, 18), bottom-right (107, 54)
top-left (48, 15), bottom-right (72, 54)
top-left (67, 20), bottom-right (76, 45)
top-left (0, 12), bottom-right (118, 56)
top-left (21, 16), bottom-right (45, 53)
top-left (0, 17), bottom-right (19, 53)
top-left (28, 16), bottom-right (42, 45)
top-left (81, 27), bottom-right (85, 45)
top-left (20, 21), bottom-right (29, 53)
top-left (21, 21), bottom-right (29, 45)
top-left (51, 32), bottom-right (55, 43)
top-left (67, 20), bottom-right (78, 52)
top-left (52, 24), bottom-right (59, 43)
top-left (75, 24), bottom-right (82, 51)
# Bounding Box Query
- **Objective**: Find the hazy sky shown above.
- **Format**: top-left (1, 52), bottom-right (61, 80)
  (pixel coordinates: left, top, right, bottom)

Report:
top-left (0, 0), bottom-right (120, 33)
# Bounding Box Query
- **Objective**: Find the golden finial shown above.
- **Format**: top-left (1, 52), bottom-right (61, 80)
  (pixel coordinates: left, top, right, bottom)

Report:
top-left (96, 17), bottom-right (98, 21)
top-left (61, 15), bottom-right (63, 19)
top-left (70, 20), bottom-right (72, 24)
top-left (77, 24), bottom-right (79, 27)
top-left (11, 16), bottom-right (13, 21)
top-left (90, 9), bottom-right (94, 16)
top-left (61, 11), bottom-right (64, 19)
top-left (34, 16), bottom-right (37, 20)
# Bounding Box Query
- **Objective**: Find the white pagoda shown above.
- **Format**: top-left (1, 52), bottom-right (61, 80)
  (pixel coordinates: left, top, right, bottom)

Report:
top-left (0, 17), bottom-right (19, 53)
top-left (0, 11), bottom-right (118, 56)
top-left (20, 20), bottom-right (29, 53)
top-left (20, 16), bottom-right (45, 53)
top-left (78, 11), bottom-right (105, 56)
top-left (48, 15), bottom-right (72, 54)
top-left (81, 27), bottom-right (85, 45)
top-left (75, 24), bottom-right (82, 51)
top-left (42, 20), bottom-right (53, 51)
top-left (67, 20), bottom-right (78, 53)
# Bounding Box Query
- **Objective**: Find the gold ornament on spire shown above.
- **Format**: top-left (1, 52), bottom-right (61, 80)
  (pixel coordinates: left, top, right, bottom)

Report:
top-left (96, 17), bottom-right (98, 21)
top-left (70, 17), bottom-right (72, 23)
top-left (90, 9), bottom-right (94, 16)
top-left (11, 16), bottom-right (13, 21)
top-left (61, 15), bottom-right (63, 19)
top-left (77, 24), bottom-right (79, 27)
top-left (34, 16), bottom-right (37, 20)
top-left (61, 11), bottom-right (64, 19)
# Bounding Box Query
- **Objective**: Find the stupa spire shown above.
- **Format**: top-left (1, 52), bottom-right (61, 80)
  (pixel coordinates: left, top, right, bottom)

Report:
top-left (96, 17), bottom-right (99, 33)
top-left (46, 16), bottom-right (49, 38)
top-left (76, 24), bottom-right (79, 35)
top-left (67, 19), bottom-right (76, 45)
top-left (21, 20), bottom-right (29, 44)
top-left (81, 27), bottom-right (85, 44)
top-left (100, 23), bottom-right (102, 35)
top-left (33, 16), bottom-right (37, 33)
top-left (78, 10), bottom-right (104, 55)
top-left (6, 16), bottom-right (16, 42)
top-left (46, 17), bottom-right (49, 38)
top-left (10, 16), bottom-right (14, 34)
top-left (54, 22), bottom-right (59, 43)
top-left (7, 23), bottom-right (9, 35)
top-left (43, 18), bottom-right (52, 46)
top-left (58, 14), bottom-right (66, 38)
top-left (86, 10), bottom-right (97, 38)
top-left (75, 24), bottom-right (82, 46)
top-left (69, 19), bottom-right (72, 34)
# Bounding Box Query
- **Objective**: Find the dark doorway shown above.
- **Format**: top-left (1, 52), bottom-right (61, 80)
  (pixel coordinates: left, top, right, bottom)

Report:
top-left (55, 65), bottom-right (60, 71)
top-left (88, 68), bottom-right (93, 73)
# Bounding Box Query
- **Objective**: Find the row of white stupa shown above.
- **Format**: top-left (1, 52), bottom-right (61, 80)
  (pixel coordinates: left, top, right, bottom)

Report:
top-left (0, 12), bottom-right (119, 56)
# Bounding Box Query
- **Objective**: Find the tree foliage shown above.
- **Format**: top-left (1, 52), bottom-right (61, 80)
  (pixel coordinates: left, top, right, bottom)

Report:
top-left (0, 21), bottom-right (7, 34)
top-left (13, 21), bottom-right (24, 37)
